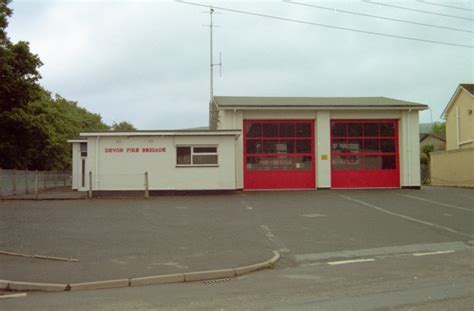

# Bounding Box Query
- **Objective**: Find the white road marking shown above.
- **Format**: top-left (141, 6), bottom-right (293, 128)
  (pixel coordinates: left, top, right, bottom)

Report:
top-left (0, 293), bottom-right (27, 299)
top-left (412, 250), bottom-right (455, 257)
top-left (327, 258), bottom-right (375, 265)
top-left (400, 194), bottom-right (473, 213)
top-left (260, 225), bottom-right (290, 252)
top-left (301, 213), bottom-right (326, 218)
top-left (240, 200), bottom-right (253, 210)
top-left (339, 194), bottom-right (474, 239)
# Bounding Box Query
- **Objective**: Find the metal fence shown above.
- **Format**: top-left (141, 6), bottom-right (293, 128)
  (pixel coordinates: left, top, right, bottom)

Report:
top-left (0, 169), bottom-right (71, 197)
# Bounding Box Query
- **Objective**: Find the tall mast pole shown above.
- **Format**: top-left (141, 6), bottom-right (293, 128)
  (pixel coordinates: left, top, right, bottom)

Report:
top-left (209, 7), bottom-right (214, 129)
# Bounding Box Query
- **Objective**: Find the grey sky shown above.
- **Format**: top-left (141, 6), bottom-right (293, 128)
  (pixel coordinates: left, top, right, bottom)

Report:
top-left (8, 0), bottom-right (474, 129)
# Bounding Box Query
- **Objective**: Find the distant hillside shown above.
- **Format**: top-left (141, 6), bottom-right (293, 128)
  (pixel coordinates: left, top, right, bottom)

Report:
top-left (420, 123), bottom-right (434, 134)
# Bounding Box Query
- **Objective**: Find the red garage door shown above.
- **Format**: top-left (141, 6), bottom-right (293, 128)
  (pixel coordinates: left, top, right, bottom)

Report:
top-left (244, 120), bottom-right (315, 190)
top-left (331, 120), bottom-right (400, 188)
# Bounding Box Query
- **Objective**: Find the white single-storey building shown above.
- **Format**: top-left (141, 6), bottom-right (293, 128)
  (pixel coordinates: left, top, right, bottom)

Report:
top-left (69, 96), bottom-right (427, 193)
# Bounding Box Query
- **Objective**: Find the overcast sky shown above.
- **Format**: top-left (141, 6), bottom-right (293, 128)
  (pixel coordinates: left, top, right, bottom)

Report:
top-left (8, 0), bottom-right (474, 129)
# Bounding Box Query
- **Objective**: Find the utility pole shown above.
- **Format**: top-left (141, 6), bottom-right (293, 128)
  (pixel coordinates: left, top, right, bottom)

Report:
top-left (205, 7), bottom-right (222, 129)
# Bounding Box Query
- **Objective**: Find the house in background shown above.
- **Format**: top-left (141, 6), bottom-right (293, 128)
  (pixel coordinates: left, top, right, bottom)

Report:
top-left (430, 83), bottom-right (474, 188)
top-left (419, 133), bottom-right (445, 151)
top-left (442, 83), bottom-right (474, 150)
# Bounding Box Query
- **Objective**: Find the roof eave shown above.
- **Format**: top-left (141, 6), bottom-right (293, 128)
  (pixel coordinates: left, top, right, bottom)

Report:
top-left (218, 105), bottom-right (428, 111)
top-left (79, 130), bottom-right (242, 138)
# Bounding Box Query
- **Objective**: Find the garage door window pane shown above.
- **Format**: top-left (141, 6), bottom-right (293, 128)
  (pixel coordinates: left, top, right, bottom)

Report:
top-left (263, 140), bottom-right (278, 153)
top-left (263, 123), bottom-right (278, 137)
top-left (296, 123), bottom-right (311, 137)
top-left (364, 123), bottom-right (379, 137)
top-left (279, 123), bottom-right (295, 137)
top-left (246, 140), bottom-right (262, 154)
top-left (332, 139), bottom-right (348, 152)
top-left (278, 140), bottom-right (294, 154)
top-left (348, 123), bottom-right (363, 137)
top-left (380, 123), bottom-right (395, 137)
top-left (177, 147), bottom-right (191, 164)
top-left (296, 140), bottom-right (312, 153)
top-left (332, 155), bottom-right (361, 170)
top-left (363, 139), bottom-right (379, 152)
top-left (246, 123), bottom-right (262, 137)
top-left (295, 156), bottom-right (312, 170)
top-left (380, 139), bottom-right (396, 152)
top-left (193, 155), bottom-right (218, 165)
top-left (246, 156), bottom-right (258, 170)
top-left (278, 156), bottom-right (294, 170)
top-left (331, 123), bottom-right (346, 137)
top-left (348, 139), bottom-right (362, 153)
top-left (363, 156), bottom-right (382, 170)
top-left (382, 156), bottom-right (396, 169)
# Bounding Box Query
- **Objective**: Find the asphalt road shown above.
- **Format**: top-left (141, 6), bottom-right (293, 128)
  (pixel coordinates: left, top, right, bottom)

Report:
top-left (1, 186), bottom-right (473, 310)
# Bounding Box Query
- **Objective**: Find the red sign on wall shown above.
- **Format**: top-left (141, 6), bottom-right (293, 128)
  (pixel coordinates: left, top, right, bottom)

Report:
top-left (104, 147), bottom-right (166, 153)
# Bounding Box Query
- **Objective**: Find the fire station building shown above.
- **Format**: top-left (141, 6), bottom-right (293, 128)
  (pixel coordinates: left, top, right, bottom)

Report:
top-left (70, 96), bottom-right (427, 192)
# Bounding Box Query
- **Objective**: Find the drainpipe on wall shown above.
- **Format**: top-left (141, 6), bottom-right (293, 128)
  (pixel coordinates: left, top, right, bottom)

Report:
top-left (456, 106), bottom-right (460, 147)
top-left (95, 136), bottom-right (100, 190)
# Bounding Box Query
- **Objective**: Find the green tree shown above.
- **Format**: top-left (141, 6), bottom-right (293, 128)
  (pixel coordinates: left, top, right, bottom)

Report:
top-left (432, 122), bottom-right (446, 135)
top-left (0, 0), bottom-right (42, 112)
top-left (111, 121), bottom-right (136, 131)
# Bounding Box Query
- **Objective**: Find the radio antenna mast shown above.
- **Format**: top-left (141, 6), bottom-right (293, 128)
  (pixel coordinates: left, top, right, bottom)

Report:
top-left (204, 6), bottom-right (222, 129)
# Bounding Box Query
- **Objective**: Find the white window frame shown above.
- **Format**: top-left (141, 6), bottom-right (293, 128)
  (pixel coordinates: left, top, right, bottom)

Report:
top-left (176, 145), bottom-right (219, 167)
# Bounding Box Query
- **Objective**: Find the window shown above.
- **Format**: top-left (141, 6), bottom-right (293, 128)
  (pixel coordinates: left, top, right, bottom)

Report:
top-left (245, 120), bottom-right (313, 171)
top-left (80, 142), bottom-right (87, 157)
top-left (176, 146), bottom-right (218, 166)
top-left (331, 120), bottom-right (398, 171)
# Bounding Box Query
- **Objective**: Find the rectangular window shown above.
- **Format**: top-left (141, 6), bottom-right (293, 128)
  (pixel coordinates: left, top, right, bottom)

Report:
top-left (80, 142), bottom-right (87, 157)
top-left (176, 146), bottom-right (218, 166)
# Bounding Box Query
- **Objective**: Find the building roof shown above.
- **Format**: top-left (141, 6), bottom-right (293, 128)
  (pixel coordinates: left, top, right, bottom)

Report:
top-left (460, 83), bottom-right (474, 95)
top-left (442, 83), bottom-right (474, 118)
top-left (420, 133), bottom-right (446, 143)
top-left (79, 129), bottom-right (241, 138)
top-left (214, 96), bottom-right (427, 110)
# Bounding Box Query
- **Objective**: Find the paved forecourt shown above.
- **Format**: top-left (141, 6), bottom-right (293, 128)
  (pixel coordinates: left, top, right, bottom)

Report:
top-left (0, 186), bottom-right (472, 285)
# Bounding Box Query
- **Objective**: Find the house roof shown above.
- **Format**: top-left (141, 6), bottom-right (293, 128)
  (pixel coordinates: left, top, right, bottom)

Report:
top-left (442, 83), bottom-right (474, 118)
top-left (214, 96), bottom-right (428, 110)
top-left (419, 133), bottom-right (446, 143)
top-left (460, 84), bottom-right (474, 95)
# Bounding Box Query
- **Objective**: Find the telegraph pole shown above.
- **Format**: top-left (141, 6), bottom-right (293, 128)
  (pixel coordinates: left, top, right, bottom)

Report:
top-left (205, 7), bottom-right (221, 129)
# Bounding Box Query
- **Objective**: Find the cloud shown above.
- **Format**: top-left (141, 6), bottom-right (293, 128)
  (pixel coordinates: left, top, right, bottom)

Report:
top-left (7, 0), bottom-right (474, 128)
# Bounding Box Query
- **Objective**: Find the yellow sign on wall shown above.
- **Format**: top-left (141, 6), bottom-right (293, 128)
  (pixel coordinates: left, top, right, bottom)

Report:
top-left (321, 154), bottom-right (328, 160)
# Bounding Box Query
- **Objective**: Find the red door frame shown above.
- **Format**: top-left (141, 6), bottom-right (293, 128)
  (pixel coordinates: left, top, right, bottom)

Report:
top-left (243, 120), bottom-right (316, 190)
top-left (330, 119), bottom-right (400, 189)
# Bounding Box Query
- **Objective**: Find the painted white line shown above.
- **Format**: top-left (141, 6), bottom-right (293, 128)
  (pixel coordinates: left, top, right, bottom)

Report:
top-left (339, 195), bottom-right (474, 239)
top-left (400, 194), bottom-right (473, 213)
top-left (328, 258), bottom-right (375, 265)
top-left (413, 250), bottom-right (455, 257)
top-left (240, 200), bottom-right (253, 210)
top-left (301, 213), bottom-right (326, 218)
top-left (0, 293), bottom-right (27, 299)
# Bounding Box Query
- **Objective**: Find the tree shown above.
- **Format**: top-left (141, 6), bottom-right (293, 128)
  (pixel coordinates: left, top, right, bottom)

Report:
top-left (111, 121), bottom-right (136, 131)
top-left (0, 0), bottom-right (43, 112)
top-left (432, 122), bottom-right (446, 135)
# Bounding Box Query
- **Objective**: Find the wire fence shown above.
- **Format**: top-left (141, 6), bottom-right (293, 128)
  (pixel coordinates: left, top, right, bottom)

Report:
top-left (0, 169), bottom-right (71, 197)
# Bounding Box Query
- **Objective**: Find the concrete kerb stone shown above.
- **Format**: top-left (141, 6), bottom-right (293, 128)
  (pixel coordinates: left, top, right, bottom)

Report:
top-left (184, 268), bottom-right (235, 282)
top-left (68, 278), bottom-right (130, 291)
top-left (0, 280), bottom-right (10, 290)
top-left (2, 251), bottom-right (281, 292)
top-left (8, 281), bottom-right (67, 292)
top-left (130, 273), bottom-right (184, 287)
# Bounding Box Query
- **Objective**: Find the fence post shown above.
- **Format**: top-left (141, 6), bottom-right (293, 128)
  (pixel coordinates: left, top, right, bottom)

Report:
top-left (43, 171), bottom-right (46, 191)
top-left (25, 169), bottom-right (29, 194)
top-left (0, 168), bottom-right (2, 197)
top-left (34, 170), bottom-right (39, 200)
top-left (12, 169), bottom-right (16, 196)
top-left (145, 172), bottom-right (149, 198)
top-left (88, 171), bottom-right (93, 199)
